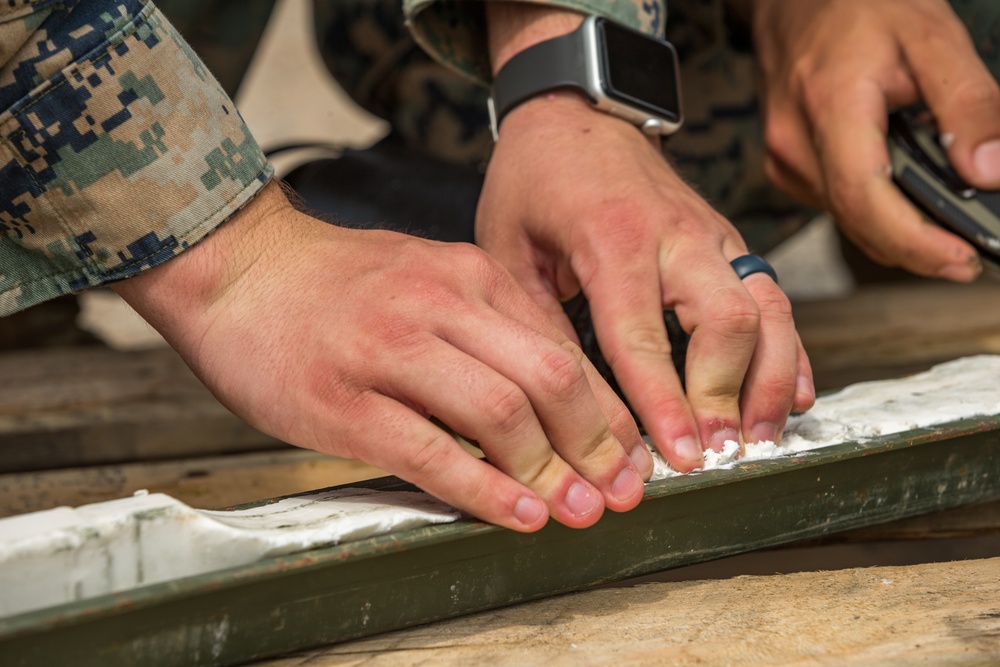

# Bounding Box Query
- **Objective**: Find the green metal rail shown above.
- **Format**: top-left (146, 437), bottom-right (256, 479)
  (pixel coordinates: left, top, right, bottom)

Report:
top-left (1, 416), bottom-right (998, 665)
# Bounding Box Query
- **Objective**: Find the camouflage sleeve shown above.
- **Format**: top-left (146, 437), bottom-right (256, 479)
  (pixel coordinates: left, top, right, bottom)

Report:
top-left (0, 0), bottom-right (272, 316)
top-left (402, 0), bottom-right (667, 86)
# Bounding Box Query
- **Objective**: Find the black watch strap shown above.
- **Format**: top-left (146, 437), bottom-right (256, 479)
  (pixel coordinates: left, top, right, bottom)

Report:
top-left (490, 23), bottom-right (592, 130)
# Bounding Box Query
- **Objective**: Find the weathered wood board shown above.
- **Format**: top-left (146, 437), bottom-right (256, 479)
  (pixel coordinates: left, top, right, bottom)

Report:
top-left (794, 280), bottom-right (1000, 390)
top-left (1, 415), bottom-right (998, 666)
top-left (258, 556), bottom-right (1000, 667)
top-left (0, 347), bottom-right (286, 473)
top-left (3, 281), bottom-right (1000, 665)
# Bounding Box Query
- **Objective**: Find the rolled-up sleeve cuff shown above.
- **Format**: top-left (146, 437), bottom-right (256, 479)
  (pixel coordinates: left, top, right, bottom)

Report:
top-left (404, 0), bottom-right (667, 86)
top-left (0, 1), bottom-right (272, 316)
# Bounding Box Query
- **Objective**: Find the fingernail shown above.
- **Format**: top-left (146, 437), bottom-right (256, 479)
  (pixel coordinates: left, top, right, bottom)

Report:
top-left (709, 429), bottom-right (740, 452)
top-left (565, 482), bottom-right (601, 517)
top-left (611, 467), bottom-right (644, 502)
top-left (630, 444), bottom-right (653, 474)
top-left (514, 496), bottom-right (545, 526)
top-left (938, 259), bottom-right (982, 282)
top-left (673, 435), bottom-right (703, 465)
top-left (797, 374), bottom-right (815, 402)
top-left (974, 139), bottom-right (1000, 183)
top-left (750, 422), bottom-right (779, 444)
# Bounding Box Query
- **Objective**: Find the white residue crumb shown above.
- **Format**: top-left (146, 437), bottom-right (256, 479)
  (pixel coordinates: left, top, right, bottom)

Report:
top-left (649, 355), bottom-right (1000, 480)
top-left (651, 439), bottom-right (795, 479)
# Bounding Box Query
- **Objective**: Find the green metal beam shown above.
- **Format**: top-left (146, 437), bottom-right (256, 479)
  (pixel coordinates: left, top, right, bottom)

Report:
top-left (1, 416), bottom-right (999, 666)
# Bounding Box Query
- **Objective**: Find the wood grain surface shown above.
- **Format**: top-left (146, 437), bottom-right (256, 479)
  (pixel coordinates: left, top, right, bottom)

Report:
top-left (260, 556), bottom-right (1000, 666)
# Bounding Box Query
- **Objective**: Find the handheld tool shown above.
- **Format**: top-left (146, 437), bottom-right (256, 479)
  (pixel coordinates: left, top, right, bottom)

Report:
top-left (887, 106), bottom-right (1000, 275)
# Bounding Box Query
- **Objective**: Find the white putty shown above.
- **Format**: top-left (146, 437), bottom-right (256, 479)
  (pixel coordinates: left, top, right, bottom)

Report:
top-left (0, 488), bottom-right (458, 618)
top-left (3, 355), bottom-right (1000, 619)
top-left (650, 355), bottom-right (1000, 479)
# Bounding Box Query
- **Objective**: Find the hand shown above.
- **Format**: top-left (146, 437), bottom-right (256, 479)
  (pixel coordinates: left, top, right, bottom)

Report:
top-left (478, 93), bottom-right (815, 471)
top-left (112, 182), bottom-right (650, 532)
top-left (753, 0), bottom-right (1000, 280)
top-left (482, 4), bottom-right (815, 471)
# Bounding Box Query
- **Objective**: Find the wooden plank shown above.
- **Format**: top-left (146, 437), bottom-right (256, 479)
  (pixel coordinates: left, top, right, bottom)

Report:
top-left (5, 280), bottom-right (998, 472)
top-left (0, 450), bottom-right (386, 518)
top-left (1, 415), bottom-right (998, 666)
top-left (0, 347), bottom-right (287, 472)
top-left (794, 281), bottom-right (1000, 390)
top-left (256, 556), bottom-right (1000, 666)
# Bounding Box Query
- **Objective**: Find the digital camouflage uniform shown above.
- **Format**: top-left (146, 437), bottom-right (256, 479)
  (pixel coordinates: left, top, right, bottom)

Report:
top-left (0, 0), bottom-right (271, 316)
top-left (120, 2), bottom-right (1000, 234)
top-left (163, 0), bottom-right (1000, 255)
top-left (2, 0), bottom-right (999, 317)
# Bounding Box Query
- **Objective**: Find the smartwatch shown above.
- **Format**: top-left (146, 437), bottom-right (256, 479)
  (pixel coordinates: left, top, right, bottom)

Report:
top-left (488, 15), bottom-right (684, 140)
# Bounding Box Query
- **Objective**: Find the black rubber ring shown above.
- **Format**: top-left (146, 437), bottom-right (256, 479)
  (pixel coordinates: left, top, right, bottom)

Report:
top-left (730, 254), bottom-right (778, 283)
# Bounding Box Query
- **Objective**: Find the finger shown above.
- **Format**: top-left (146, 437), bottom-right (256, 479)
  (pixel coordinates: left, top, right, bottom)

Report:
top-left (736, 273), bottom-right (799, 445)
top-left (899, 12), bottom-right (1000, 188)
top-left (385, 336), bottom-right (611, 528)
top-left (671, 257), bottom-right (759, 452)
top-left (514, 269), bottom-right (583, 345)
top-left (792, 332), bottom-right (816, 414)
top-left (812, 80), bottom-right (982, 280)
top-left (584, 258), bottom-right (704, 473)
top-left (445, 304), bottom-right (643, 522)
top-left (482, 274), bottom-right (649, 478)
top-left (763, 103), bottom-right (827, 207)
top-left (342, 392), bottom-right (550, 532)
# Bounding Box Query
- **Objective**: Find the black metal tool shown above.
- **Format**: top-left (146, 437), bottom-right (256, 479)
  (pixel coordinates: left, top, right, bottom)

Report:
top-left (887, 106), bottom-right (1000, 274)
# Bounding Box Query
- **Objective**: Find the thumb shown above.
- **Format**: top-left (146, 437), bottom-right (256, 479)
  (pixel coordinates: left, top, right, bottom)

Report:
top-left (900, 18), bottom-right (1000, 188)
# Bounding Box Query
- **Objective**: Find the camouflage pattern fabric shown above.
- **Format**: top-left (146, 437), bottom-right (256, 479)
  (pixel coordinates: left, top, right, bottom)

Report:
top-left (404, 0), bottom-right (665, 85)
top-left (151, 0), bottom-right (278, 97)
top-left (313, 0), bottom-right (493, 165)
top-left (4, 0), bottom-right (999, 317)
top-left (164, 0), bottom-right (1000, 255)
top-left (0, 0), bottom-right (271, 316)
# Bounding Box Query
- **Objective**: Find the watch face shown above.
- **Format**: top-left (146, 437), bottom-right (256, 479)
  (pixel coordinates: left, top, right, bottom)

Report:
top-left (598, 19), bottom-right (681, 123)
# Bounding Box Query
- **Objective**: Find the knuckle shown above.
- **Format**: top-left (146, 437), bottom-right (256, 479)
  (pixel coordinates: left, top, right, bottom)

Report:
top-left (536, 345), bottom-right (589, 400)
top-left (405, 432), bottom-right (455, 481)
top-left (451, 242), bottom-right (499, 278)
top-left (604, 398), bottom-right (641, 444)
top-left (753, 288), bottom-right (794, 323)
top-left (707, 287), bottom-right (761, 337)
top-left (482, 382), bottom-right (535, 436)
top-left (949, 78), bottom-right (1000, 117)
top-left (605, 323), bottom-right (673, 368)
top-left (753, 374), bottom-right (798, 408)
top-left (645, 394), bottom-right (694, 427)
top-left (517, 450), bottom-right (564, 490)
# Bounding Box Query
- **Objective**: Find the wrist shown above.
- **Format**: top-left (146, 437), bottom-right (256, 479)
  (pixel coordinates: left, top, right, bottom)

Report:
top-left (111, 180), bottom-right (291, 347)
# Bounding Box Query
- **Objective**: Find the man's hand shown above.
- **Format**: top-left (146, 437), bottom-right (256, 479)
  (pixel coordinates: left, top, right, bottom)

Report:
top-left (753, 0), bottom-right (1000, 280)
top-left (112, 182), bottom-right (651, 532)
top-left (482, 4), bottom-right (815, 472)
